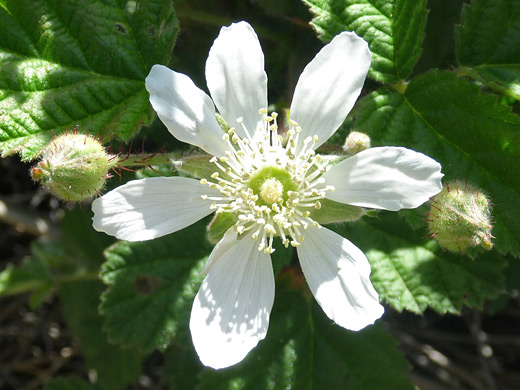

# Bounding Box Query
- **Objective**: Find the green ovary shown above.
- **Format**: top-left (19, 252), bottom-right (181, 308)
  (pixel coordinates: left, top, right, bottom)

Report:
top-left (248, 166), bottom-right (297, 206)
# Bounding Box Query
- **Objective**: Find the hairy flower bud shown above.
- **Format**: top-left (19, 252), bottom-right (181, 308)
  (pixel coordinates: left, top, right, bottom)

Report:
top-left (31, 133), bottom-right (115, 202)
top-left (427, 180), bottom-right (493, 253)
top-left (343, 131), bottom-right (371, 155)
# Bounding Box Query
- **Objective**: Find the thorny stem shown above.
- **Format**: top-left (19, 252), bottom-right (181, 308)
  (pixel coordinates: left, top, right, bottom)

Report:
top-left (114, 152), bottom-right (180, 169)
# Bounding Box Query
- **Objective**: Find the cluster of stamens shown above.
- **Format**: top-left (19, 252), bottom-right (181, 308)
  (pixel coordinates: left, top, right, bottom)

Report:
top-left (200, 108), bottom-right (335, 254)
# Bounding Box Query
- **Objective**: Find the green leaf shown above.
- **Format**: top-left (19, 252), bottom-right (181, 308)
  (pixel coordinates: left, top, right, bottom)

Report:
top-left (0, 207), bottom-right (113, 303)
top-left (32, 207), bottom-right (113, 278)
top-left (353, 71), bottom-right (520, 257)
top-left (43, 377), bottom-right (102, 390)
top-left (59, 208), bottom-right (115, 271)
top-left (199, 289), bottom-right (414, 390)
top-left (0, 256), bottom-right (53, 297)
top-left (60, 280), bottom-right (143, 390)
top-left (341, 212), bottom-right (505, 314)
top-left (163, 340), bottom-right (204, 390)
top-left (99, 220), bottom-right (212, 352)
top-left (456, 0), bottom-right (520, 100)
top-left (504, 256), bottom-right (520, 292)
top-left (303, 0), bottom-right (428, 83)
top-left (0, 0), bottom-right (178, 160)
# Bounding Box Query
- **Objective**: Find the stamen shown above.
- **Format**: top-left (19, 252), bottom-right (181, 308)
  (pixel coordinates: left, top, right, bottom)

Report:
top-left (199, 108), bottom-right (330, 253)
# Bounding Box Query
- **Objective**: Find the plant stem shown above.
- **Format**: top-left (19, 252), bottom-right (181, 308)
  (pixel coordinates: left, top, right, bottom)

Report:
top-left (114, 152), bottom-right (180, 169)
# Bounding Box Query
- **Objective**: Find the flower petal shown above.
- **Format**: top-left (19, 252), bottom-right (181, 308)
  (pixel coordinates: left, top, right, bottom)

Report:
top-left (297, 226), bottom-right (384, 331)
top-left (290, 31), bottom-right (371, 152)
top-left (323, 147), bottom-right (443, 211)
top-left (205, 21), bottom-right (268, 140)
top-left (190, 234), bottom-right (275, 369)
top-left (205, 22), bottom-right (268, 140)
top-left (92, 177), bottom-right (217, 241)
top-left (200, 228), bottom-right (238, 275)
top-left (145, 64), bottom-right (228, 157)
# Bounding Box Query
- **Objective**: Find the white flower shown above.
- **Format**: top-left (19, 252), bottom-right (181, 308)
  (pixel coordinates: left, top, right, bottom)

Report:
top-left (92, 21), bottom-right (443, 369)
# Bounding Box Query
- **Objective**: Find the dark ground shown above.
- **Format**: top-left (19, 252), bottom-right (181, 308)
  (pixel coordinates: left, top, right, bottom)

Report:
top-left (1, 155), bottom-right (520, 390)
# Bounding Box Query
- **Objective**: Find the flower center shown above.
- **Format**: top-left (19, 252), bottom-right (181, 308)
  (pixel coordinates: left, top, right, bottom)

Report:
top-left (248, 165), bottom-right (297, 206)
top-left (199, 108), bottom-right (335, 254)
top-left (259, 178), bottom-right (283, 204)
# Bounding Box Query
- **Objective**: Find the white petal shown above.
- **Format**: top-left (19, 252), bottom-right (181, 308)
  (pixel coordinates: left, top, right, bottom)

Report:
top-left (323, 147), bottom-right (443, 211)
top-left (190, 234), bottom-right (275, 369)
top-left (92, 177), bottom-right (217, 241)
top-left (290, 31), bottom-right (371, 152)
top-left (200, 228), bottom-right (238, 275)
top-left (297, 227), bottom-right (384, 331)
top-left (145, 64), bottom-right (228, 157)
top-left (206, 21), bottom-right (268, 140)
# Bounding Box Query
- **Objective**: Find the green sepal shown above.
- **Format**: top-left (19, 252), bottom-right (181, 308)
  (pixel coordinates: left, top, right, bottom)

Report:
top-left (310, 198), bottom-right (365, 225)
top-left (320, 154), bottom-right (348, 166)
top-left (216, 113), bottom-right (231, 132)
top-left (207, 212), bottom-right (236, 244)
top-left (304, 154), bottom-right (348, 179)
top-left (177, 154), bottom-right (218, 180)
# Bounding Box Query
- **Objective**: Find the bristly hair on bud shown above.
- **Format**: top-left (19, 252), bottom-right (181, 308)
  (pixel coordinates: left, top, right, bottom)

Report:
top-left (343, 131), bottom-right (371, 155)
top-left (426, 179), bottom-right (494, 254)
top-left (31, 131), bottom-right (116, 202)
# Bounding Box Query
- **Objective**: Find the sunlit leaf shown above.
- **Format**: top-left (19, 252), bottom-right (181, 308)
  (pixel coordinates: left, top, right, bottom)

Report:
top-left (339, 213), bottom-right (505, 314)
top-left (353, 71), bottom-right (520, 256)
top-left (0, 0), bottom-right (178, 160)
top-left (456, 0), bottom-right (520, 100)
top-left (303, 0), bottom-right (428, 83)
top-left (199, 288), bottom-right (414, 390)
top-left (99, 220), bottom-right (211, 351)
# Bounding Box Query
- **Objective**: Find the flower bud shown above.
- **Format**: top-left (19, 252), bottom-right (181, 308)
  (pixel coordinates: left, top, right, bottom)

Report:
top-left (343, 131), bottom-right (371, 155)
top-left (427, 180), bottom-right (493, 253)
top-left (31, 133), bottom-right (115, 202)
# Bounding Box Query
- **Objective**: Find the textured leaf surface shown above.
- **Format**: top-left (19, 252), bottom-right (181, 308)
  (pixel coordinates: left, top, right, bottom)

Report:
top-left (0, 0), bottom-right (178, 160)
top-left (456, 0), bottom-right (520, 100)
top-left (340, 214), bottom-right (505, 314)
top-left (60, 280), bottom-right (143, 390)
top-left (199, 289), bottom-right (413, 390)
top-left (303, 0), bottom-right (428, 82)
top-left (353, 71), bottom-right (520, 256)
top-left (99, 220), bottom-right (211, 352)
